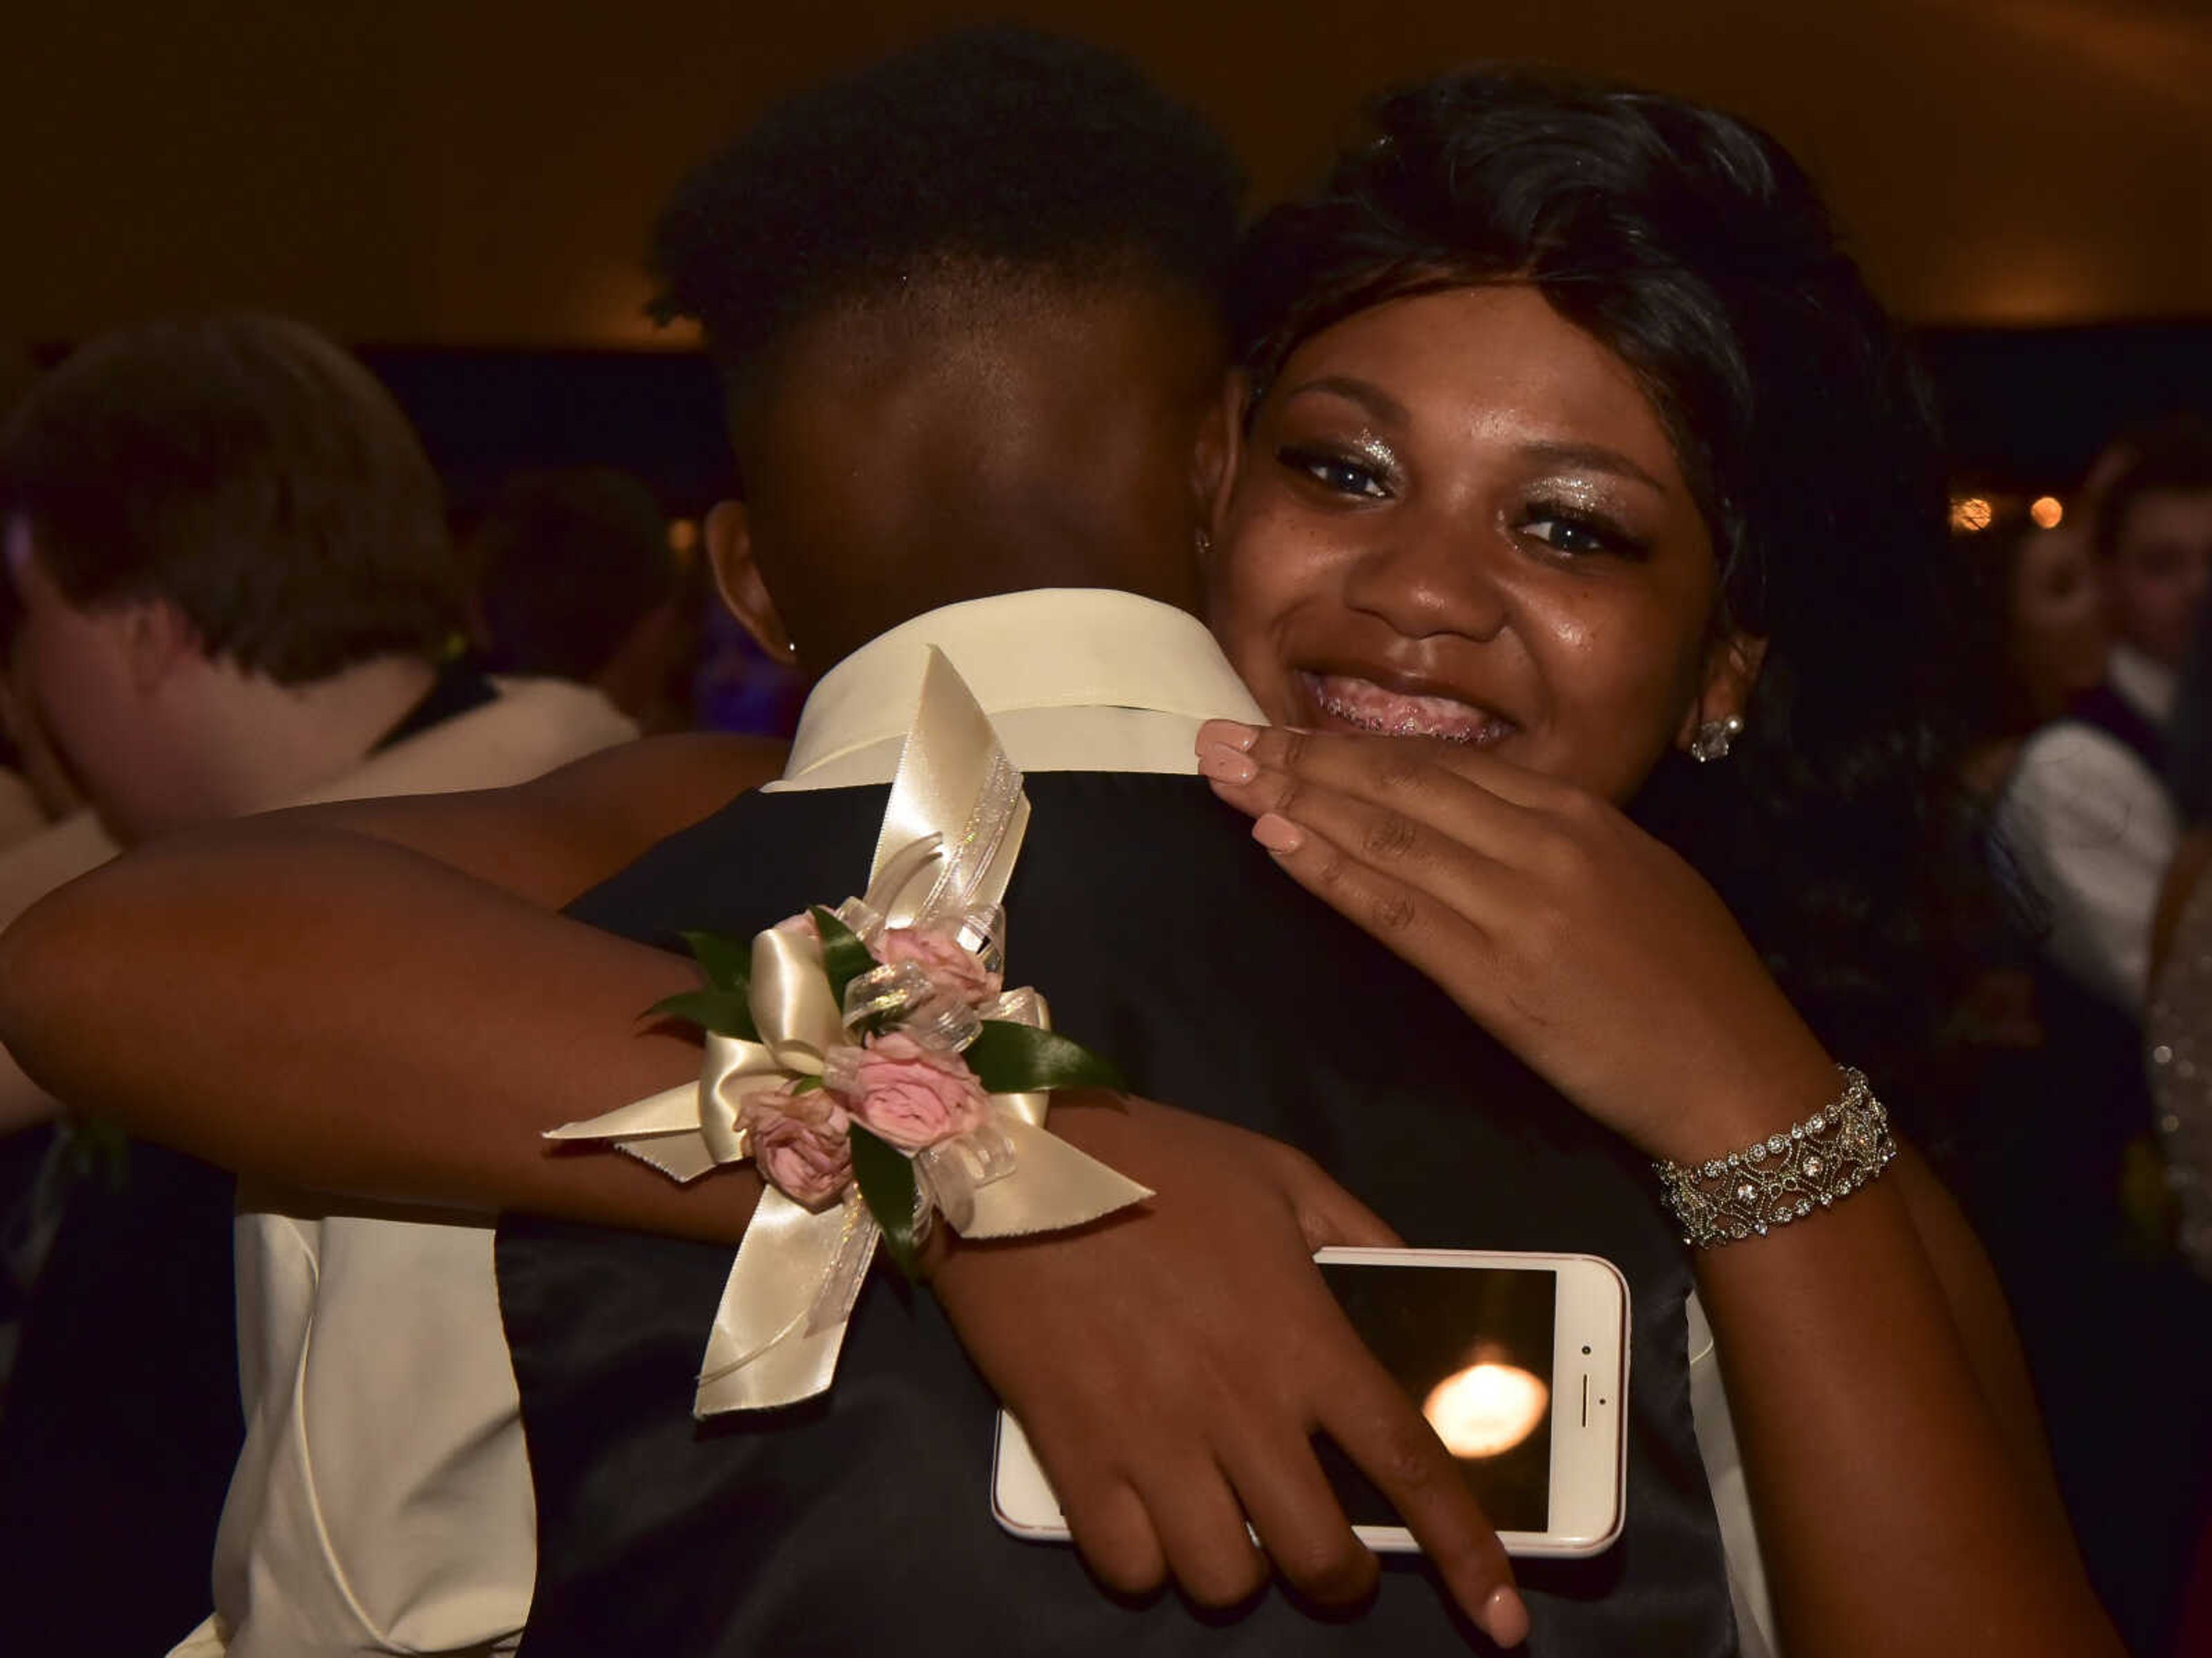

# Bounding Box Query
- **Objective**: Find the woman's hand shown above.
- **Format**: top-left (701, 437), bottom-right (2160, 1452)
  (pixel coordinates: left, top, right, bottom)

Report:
top-left (933, 1090), bottom-right (1527, 1645)
top-left (1195, 720), bottom-right (1834, 1164)
top-left (1198, 721), bottom-right (2131, 1656)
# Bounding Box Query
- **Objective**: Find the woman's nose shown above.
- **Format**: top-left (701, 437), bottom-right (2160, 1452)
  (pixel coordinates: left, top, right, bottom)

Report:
top-left (1340, 516), bottom-right (1509, 643)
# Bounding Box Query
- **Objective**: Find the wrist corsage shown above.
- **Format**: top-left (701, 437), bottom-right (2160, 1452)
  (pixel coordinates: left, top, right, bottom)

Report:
top-left (546, 650), bottom-right (1152, 1414)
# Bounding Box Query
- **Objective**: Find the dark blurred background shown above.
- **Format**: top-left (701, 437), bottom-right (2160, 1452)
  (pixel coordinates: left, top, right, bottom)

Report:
top-left (3, 0), bottom-right (2205, 518)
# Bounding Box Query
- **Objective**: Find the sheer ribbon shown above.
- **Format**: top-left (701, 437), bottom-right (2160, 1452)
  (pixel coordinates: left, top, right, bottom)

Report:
top-left (545, 650), bottom-right (1149, 1413)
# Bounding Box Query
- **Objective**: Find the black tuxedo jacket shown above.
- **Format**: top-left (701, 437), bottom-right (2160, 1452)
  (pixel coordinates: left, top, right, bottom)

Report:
top-left (498, 774), bottom-right (1736, 1656)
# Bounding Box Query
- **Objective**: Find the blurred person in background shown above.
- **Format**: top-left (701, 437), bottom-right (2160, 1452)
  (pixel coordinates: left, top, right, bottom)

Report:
top-left (1979, 415), bottom-right (2212, 1655)
top-left (2151, 585), bottom-right (2212, 1275)
top-left (468, 465), bottom-right (704, 733)
top-left (1935, 510), bottom-right (2111, 1071)
top-left (2135, 588), bottom-right (2212, 1656)
top-left (2002, 417), bottom-right (2212, 1015)
top-left (0, 313), bottom-right (637, 1657)
top-left (1957, 512), bottom-right (2111, 797)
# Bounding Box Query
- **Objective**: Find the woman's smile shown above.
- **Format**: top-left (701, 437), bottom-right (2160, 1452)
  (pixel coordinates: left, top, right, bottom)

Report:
top-left (1296, 669), bottom-right (1519, 745)
top-left (1208, 283), bottom-right (1752, 806)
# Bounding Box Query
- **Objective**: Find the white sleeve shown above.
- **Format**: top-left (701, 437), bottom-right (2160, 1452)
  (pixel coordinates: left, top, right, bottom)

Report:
top-left (1687, 1292), bottom-right (1779, 1657)
top-left (1998, 725), bottom-right (2179, 1010)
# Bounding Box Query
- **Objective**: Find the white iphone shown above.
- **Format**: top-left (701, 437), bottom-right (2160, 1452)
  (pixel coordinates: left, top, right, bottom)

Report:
top-left (991, 1246), bottom-right (1630, 1559)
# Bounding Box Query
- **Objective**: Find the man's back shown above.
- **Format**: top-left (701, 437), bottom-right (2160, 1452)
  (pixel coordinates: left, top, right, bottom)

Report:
top-left (499, 773), bottom-right (1736, 1656)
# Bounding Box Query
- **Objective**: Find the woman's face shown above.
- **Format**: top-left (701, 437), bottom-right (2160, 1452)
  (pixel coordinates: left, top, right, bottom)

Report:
top-left (2008, 527), bottom-right (2107, 720)
top-left (1207, 285), bottom-right (1752, 806)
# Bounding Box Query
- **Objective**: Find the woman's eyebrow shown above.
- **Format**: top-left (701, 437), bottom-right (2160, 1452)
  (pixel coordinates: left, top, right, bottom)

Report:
top-left (1281, 374), bottom-right (1410, 426)
top-left (1281, 377), bottom-right (1675, 498)
top-left (1517, 439), bottom-right (1672, 496)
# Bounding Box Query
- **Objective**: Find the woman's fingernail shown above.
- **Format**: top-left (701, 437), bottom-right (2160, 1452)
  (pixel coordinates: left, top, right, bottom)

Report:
top-left (1196, 743), bottom-right (1258, 785)
top-left (1252, 813), bottom-right (1304, 854)
top-left (1479, 1584), bottom-right (1530, 1647)
top-left (1195, 718), bottom-right (1258, 753)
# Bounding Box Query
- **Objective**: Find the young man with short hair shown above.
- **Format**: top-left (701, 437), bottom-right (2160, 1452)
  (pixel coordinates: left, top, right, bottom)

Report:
top-left (2004, 419), bottom-right (2212, 1010)
top-left (0, 313), bottom-right (637, 1656)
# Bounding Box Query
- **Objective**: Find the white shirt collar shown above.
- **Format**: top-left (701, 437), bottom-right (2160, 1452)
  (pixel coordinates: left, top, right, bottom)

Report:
top-left (2109, 642), bottom-right (2178, 726)
top-left (781, 589), bottom-right (1263, 781)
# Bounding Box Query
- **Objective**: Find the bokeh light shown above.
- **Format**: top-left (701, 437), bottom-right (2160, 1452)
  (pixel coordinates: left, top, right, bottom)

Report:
top-left (1422, 1362), bottom-right (1550, 1459)
top-left (1950, 496), bottom-right (1995, 533)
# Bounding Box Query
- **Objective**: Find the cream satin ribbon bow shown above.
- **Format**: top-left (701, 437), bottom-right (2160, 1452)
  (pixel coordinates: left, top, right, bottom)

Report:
top-left (546, 649), bottom-right (1152, 1414)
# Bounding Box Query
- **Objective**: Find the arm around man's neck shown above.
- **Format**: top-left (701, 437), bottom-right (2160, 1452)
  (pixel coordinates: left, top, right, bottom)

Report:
top-left (0, 733), bottom-right (785, 1240)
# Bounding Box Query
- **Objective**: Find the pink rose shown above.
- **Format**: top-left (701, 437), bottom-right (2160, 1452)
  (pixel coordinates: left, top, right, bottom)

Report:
top-left (841, 1031), bottom-right (990, 1152)
top-left (876, 925), bottom-right (1002, 1009)
top-left (741, 1084), bottom-right (852, 1210)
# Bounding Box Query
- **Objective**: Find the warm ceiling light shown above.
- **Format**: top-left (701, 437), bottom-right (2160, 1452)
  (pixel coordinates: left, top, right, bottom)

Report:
top-left (667, 518), bottom-right (700, 554)
top-left (1950, 497), bottom-right (1994, 533)
top-left (2031, 496), bottom-right (2065, 529)
top-left (1422, 1361), bottom-right (1550, 1459)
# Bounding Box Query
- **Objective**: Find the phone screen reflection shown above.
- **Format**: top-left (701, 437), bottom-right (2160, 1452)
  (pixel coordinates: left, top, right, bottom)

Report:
top-left (1316, 1263), bottom-right (1557, 1534)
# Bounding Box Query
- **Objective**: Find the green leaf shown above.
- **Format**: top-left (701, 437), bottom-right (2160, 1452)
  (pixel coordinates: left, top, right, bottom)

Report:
top-left (848, 1122), bottom-right (923, 1280)
top-left (680, 930), bottom-right (753, 995)
top-left (964, 1020), bottom-right (1126, 1093)
top-left (644, 987), bottom-right (759, 1040)
top-left (810, 906), bottom-right (877, 1010)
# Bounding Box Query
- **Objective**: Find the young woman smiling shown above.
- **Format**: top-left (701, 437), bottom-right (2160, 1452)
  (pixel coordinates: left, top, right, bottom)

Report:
top-left (0, 63), bottom-right (2118, 1658)
top-left (1189, 72), bottom-right (2117, 1655)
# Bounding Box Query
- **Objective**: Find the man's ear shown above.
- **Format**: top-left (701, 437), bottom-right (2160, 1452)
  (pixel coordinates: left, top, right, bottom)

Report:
top-left (118, 598), bottom-right (200, 699)
top-left (1191, 372), bottom-right (1250, 581)
top-left (1675, 630), bottom-right (1769, 752)
top-left (704, 500), bottom-right (795, 665)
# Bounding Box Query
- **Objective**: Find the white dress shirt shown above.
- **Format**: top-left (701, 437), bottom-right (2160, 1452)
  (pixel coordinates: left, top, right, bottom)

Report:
top-left (170, 679), bottom-right (638, 1658)
top-left (2001, 644), bottom-right (2179, 1010)
top-left (777, 589), bottom-right (1774, 1655)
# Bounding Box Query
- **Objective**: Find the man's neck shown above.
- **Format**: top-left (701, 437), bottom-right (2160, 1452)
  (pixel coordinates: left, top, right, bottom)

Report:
top-left (144, 654), bottom-right (442, 835)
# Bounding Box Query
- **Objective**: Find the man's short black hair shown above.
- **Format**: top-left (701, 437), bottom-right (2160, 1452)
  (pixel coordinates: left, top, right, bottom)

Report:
top-left (649, 27), bottom-right (1243, 404)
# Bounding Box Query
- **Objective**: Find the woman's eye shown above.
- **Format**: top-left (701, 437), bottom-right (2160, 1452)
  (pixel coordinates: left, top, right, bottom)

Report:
top-left (1523, 515), bottom-right (1609, 554)
top-left (1520, 510), bottom-right (1646, 559)
top-left (1279, 446), bottom-right (1389, 500)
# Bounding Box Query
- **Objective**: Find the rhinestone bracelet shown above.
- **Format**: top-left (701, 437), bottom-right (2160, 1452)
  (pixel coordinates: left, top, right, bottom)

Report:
top-left (1654, 1067), bottom-right (1897, 1248)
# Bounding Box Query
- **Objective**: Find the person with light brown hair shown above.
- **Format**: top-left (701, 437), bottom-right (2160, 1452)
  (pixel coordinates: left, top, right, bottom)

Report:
top-left (0, 313), bottom-right (637, 1656)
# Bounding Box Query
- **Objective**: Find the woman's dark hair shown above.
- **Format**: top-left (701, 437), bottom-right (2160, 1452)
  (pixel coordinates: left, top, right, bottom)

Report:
top-left (1232, 70), bottom-right (1991, 1119)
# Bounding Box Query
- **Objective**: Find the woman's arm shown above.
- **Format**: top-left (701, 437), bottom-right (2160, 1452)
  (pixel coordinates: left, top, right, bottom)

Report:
top-left (0, 735), bottom-right (1525, 1641)
top-left (0, 733), bottom-right (786, 1229)
top-left (1196, 718), bottom-right (2122, 1657)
